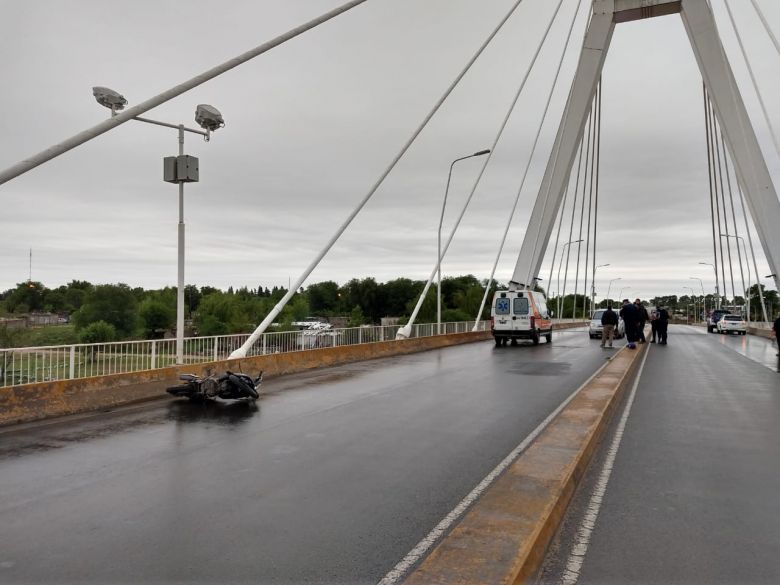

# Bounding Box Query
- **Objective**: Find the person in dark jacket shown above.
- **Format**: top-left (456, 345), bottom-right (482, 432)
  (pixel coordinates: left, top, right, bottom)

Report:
top-left (635, 299), bottom-right (649, 343)
top-left (619, 299), bottom-right (640, 349)
top-left (656, 305), bottom-right (670, 345)
top-left (773, 311), bottom-right (780, 355)
top-left (600, 304), bottom-right (619, 348)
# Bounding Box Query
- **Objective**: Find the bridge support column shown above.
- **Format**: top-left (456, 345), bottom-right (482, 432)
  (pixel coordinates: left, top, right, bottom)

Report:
top-left (681, 0), bottom-right (780, 292)
top-left (510, 1), bottom-right (615, 288)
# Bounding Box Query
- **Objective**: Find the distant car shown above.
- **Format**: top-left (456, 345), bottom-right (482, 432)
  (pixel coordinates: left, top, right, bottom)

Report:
top-left (717, 314), bottom-right (747, 335)
top-left (589, 309), bottom-right (625, 339)
top-left (707, 309), bottom-right (731, 333)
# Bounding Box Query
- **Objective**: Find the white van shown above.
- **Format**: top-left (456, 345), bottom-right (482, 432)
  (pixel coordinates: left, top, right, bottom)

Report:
top-left (490, 288), bottom-right (553, 346)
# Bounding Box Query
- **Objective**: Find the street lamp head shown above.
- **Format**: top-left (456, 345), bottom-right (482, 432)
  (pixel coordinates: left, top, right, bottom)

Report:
top-left (92, 86), bottom-right (127, 111)
top-left (473, 149), bottom-right (491, 156)
top-left (195, 104), bottom-right (225, 132)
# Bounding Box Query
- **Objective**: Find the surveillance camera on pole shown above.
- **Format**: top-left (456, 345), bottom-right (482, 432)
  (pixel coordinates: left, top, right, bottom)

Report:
top-left (92, 86), bottom-right (127, 112)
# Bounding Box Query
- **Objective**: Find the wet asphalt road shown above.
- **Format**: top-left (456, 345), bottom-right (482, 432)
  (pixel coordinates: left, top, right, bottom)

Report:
top-left (538, 326), bottom-right (780, 584)
top-left (0, 330), bottom-right (608, 585)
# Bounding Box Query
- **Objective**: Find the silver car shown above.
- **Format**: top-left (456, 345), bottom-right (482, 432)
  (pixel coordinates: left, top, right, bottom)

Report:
top-left (589, 309), bottom-right (625, 339)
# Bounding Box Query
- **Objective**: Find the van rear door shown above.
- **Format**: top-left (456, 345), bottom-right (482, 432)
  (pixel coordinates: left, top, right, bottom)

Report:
top-left (512, 295), bottom-right (530, 333)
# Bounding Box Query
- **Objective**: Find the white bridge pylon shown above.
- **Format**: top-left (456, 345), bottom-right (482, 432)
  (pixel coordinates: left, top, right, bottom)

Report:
top-left (512, 0), bottom-right (780, 293)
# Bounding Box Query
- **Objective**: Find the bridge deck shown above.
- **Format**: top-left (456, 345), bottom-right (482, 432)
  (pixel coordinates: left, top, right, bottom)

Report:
top-left (0, 329), bottom-right (604, 585)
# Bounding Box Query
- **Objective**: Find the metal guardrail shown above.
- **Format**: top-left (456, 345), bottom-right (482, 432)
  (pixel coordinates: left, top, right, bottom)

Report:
top-left (0, 321), bottom-right (495, 388)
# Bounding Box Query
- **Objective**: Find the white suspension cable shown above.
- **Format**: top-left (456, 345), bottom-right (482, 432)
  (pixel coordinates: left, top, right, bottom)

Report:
top-left (720, 132), bottom-right (747, 308)
top-left (560, 115), bottom-right (590, 318)
top-left (472, 0), bottom-right (584, 329)
top-left (572, 98), bottom-right (594, 318)
top-left (231, 0), bottom-right (531, 357)
top-left (736, 181), bottom-right (769, 321)
top-left (724, 0), bottom-right (780, 163)
top-left (0, 0), bottom-right (369, 187)
top-left (396, 0), bottom-right (566, 339)
top-left (750, 0), bottom-right (780, 58)
top-left (712, 101), bottom-right (737, 300)
top-left (581, 85), bottom-right (599, 319)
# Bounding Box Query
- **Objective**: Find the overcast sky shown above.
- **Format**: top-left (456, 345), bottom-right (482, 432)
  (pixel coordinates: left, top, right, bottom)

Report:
top-left (2, 0), bottom-right (780, 301)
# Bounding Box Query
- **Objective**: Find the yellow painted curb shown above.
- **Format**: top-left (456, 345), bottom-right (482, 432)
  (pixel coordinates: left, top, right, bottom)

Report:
top-left (403, 335), bottom-right (649, 585)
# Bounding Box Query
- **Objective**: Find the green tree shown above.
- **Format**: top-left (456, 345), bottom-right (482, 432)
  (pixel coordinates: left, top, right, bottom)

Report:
top-left (73, 284), bottom-right (139, 339)
top-left (139, 298), bottom-right (175, 338)
top-left (6, 281), bottom-right (45, 313)
top-left (195, 292), bottom-right (249, 334)
top-left (348, 306), bottom-right (365, 326)
top-left (307, 281), bottom-right (340, 314)
top-left (78, 320), bottom-right (117, 343)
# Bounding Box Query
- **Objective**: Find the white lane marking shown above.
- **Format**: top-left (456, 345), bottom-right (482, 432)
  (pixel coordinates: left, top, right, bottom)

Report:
top-left (377, 352), bottom-right (622, 585)
top-left (559, 345), bottom-right (651, 585)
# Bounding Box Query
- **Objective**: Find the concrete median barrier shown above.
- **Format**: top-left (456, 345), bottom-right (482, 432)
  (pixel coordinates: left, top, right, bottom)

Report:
top-left (402, 332), bottom-right (648, 585)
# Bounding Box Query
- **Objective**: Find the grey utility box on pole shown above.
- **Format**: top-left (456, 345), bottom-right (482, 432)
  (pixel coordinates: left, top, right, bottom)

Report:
top-left (164, 155), bottom-right (199, 183)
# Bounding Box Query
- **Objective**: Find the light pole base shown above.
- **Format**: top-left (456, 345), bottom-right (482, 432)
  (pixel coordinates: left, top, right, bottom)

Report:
top-left (395, 325), bottom-right (412, 340)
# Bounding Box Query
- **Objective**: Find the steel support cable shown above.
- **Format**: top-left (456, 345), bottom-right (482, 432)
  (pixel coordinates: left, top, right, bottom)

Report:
top-left (548, 182), bottom-right (570, 315)
top-left (591, 77), bottom-right (603, 313)
top-left (561, 115), bottom-right (590, 319)
top-left (395, 0), bottom-right (567, 339)
top-left (720, 131), bottom-right (748, 308)
top-left (703, 85), bottom-right (722, 308)
top-left (724, 0), bottom-right (780, 164)
top-left (472, 0), bottom-right (584, 329)
top-left (708, 95), bottom-right (730, 302)
top-left (712, 99), bottom-right (737, 301)
top-left (581, 82), bottom-right (599, 319)
top-left (750, 0), bottom-right (780, 58)
top-left (232, 0), bottom-right (532, 355)
top-left (0, 0), bottom-right (369, 187)
top-left (572, 98), bottom-right (594, 318)
top-left (736, 180), bottom-right (769, 321)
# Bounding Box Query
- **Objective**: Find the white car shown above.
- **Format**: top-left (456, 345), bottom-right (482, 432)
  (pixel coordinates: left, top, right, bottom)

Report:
top-left (589, 309), bottom-right (625, 339)
top-left (716, 314), bottom-right (747, 335)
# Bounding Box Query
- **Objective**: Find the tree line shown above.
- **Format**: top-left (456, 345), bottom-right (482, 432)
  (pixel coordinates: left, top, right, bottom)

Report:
top-left (0, 276), bottom-right (498, 346)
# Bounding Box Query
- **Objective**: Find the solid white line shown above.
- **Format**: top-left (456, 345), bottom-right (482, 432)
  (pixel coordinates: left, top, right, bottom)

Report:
top-left (376, 352), bottom-right (621, 585)
top-left (559, 345), bottom-right (651, 585)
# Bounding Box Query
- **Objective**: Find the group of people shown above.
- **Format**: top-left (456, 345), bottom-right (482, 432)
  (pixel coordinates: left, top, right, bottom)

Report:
top-left (599, 298), bottom-right (670, 349)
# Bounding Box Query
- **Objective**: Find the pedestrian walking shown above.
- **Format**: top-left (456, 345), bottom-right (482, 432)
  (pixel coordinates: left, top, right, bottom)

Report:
top-left (656, 305), bottom-right (670, 345)
top-left (600, 303), bottom-right (618, 348)
top-left (619, 298), bottom-right (640, 349)
top-left (635, 298), bottom-right (649, 343)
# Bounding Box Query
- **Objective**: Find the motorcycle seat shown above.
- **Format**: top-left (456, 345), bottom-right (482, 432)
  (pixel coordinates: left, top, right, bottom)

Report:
top-left (179, 374), bottom-right (198, 381)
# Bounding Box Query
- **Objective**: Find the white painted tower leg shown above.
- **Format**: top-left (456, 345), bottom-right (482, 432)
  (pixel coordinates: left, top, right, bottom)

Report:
top-left (510, 2), bottom-right (614, 287)
top-left (681, 0), bottom-right (780, 292)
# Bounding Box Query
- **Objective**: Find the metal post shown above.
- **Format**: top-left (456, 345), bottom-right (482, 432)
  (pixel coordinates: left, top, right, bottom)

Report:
top-left (176, 126), bottom-right (185, 365)
top-left (151, 340), bottom-right (157, 369)
top-left (69, 346), bottom-right (76, 379)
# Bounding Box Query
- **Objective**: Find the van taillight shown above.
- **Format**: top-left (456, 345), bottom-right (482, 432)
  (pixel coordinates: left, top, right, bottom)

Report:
top-left (490, 317), bottom-right (494, 330)
top-left (530, 316), bottom-right (535, 329)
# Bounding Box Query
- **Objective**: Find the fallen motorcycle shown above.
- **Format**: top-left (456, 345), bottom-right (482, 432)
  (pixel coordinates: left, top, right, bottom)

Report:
top-left (166, 370), bottom-right (263, 402)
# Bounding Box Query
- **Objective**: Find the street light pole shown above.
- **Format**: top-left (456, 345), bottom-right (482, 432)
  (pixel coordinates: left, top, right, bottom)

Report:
top-left (556, 238), bottom-right (584, 319)
top-left (591, 263), bottom-right (609, 314)
top-left (618, 286), bottom-right (631, 300)
top-left (690, 276), bottom-right (705, 321)
top-left (684, 286), bottom-right (697, 323)
top-left (699, 261), bottom-right (720, 309)
top-left (438, 149), bottom-right (490, 335)
top-left (93, 89), bottom-right (224, 364)
top-left (605, 277), bottom-right (621, 305)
